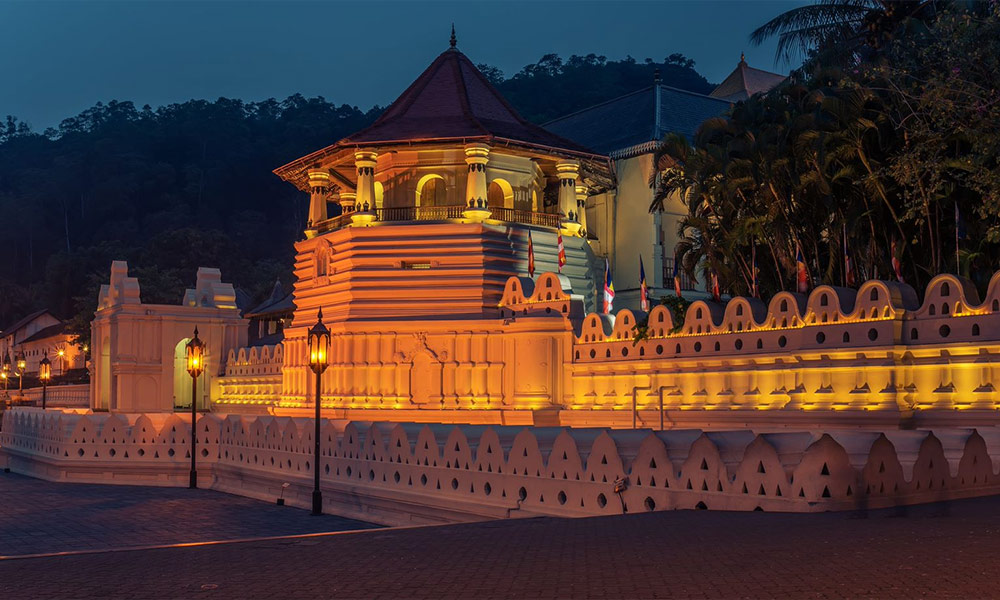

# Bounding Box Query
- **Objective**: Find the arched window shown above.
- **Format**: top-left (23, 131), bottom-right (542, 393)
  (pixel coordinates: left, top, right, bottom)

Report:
top-left (374, 181), bottom-right (384, 209)
top-left (487, 182), bottom-right (505, 208)
top-left (417, 176), bottom-right (446, 207)
top-left (488, 179), bottom-right (514, 209)
top-left (315, 243), bottom-right (330, 279)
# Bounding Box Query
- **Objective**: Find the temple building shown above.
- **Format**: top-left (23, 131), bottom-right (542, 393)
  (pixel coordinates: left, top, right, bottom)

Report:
top-left (1, 310), bottom-right (85, 377)
top-left (84, 38), bottom-right (1000, 434)
top-left (545, 55), bottom-right (785, 309)
top-left (13, 38), bottom-right (1000, 522)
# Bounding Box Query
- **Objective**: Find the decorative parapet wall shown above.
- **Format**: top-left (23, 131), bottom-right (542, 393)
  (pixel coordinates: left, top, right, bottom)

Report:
top-left (216, 344), bottom-right (283, 409)
top-left (91, 261), bottom-right (247, 413)
top-left (4, 408), bottom-right (1000, 525)
top-left (498, 272), bottom-right (1000, 426)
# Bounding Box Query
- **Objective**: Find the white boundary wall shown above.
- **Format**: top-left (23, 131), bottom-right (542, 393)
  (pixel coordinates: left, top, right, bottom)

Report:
top-left (3, 408), bottom-right (1000, 526)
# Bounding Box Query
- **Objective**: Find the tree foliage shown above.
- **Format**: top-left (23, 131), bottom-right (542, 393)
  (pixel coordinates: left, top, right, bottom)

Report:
top-left (0, 96), bottom-right (382, 337)
top-left (656, 2), bottom-right (1000, 298)
top-left (488, 53), bottom-right (713, 123)
top-left (0, 52), bottom-right (716, 339)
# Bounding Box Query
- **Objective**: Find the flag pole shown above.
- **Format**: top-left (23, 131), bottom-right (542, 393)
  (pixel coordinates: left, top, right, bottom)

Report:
top-left (955, 200), bottom-right (960, 276)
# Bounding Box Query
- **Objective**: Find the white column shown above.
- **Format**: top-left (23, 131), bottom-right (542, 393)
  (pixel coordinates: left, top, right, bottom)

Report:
top-left (575, 182), bottom-right (589, 234)
top-left (556, 161), bottom-right (579, 221)
top-left (306, 169), bottom-right (330, 227)
top-left (354, 150), bottom-right (378, 212)
top-left (465, 144), bottom-right (490, 208)
top-left (339, 191), bottom-right (357, 214)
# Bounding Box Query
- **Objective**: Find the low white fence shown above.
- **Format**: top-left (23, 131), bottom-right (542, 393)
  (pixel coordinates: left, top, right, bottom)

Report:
top-left (3, 384), bottom-right (89, 409)
top-left (3, 408), bottom-right (1000, 526)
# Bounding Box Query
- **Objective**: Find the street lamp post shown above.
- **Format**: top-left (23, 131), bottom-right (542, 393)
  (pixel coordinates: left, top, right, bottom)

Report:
top-left (2, 351), bottom-right (10, 395)
top-left (39, 351), bottom-right (51, 409)
top-left (308, 308), bottom-right (331, 516)
top-left (15, 350), bottom-right (26, 397)
top-left (1, 352), bottom-right (10, 410)
top-left (57, 347), bottom-right (65, 376)
top-left (185, 328), bottom-right (205, 489)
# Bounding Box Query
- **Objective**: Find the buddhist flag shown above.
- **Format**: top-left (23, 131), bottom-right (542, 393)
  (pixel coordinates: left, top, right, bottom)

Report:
top-left (557, 232), bottom-right (566, 273)
top-left (527, 230), bottom-right (535, 277)
top-left (603, 258), bottom-right (615, 314)
top-left (672, 254), bottom-right (683, 298)
top-left (843, 224), bottom-right (855, 287)
top-left (639, 256), bottom-right (649, 312)
top-left (796, 246), bottom-right (809, 293)
top-left (711, 269), bottom-right (721, 302)
top-left (891, 239), bottom-right (905, 283)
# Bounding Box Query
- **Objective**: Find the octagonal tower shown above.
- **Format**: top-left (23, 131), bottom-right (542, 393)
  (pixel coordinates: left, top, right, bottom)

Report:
top-left (268, 37), bottom-right (613, 416)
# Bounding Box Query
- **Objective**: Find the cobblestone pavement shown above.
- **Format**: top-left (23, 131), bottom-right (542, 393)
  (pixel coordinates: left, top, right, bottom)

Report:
top-left (1, 479), bottom-right (999, 600)
top-left (0, 472), bottom-right (377, 557)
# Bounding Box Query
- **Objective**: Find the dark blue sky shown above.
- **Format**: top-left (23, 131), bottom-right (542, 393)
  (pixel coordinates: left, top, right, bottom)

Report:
top-left (1, 0), bottom-right (807, 130)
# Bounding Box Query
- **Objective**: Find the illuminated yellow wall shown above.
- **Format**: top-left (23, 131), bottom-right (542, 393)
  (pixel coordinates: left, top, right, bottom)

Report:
top-left (216, 270), bottom-right (1000, 431)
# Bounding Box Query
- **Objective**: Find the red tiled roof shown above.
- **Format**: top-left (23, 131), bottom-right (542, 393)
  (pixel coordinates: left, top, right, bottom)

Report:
top-left (710, 59), bottom-right (786, 103)
top-left (0, 310), bottom-right (53, 341)
top-left (544, 85), bottom-right (730, 157)
top-left (342, 48), bottom-right (595, 154)
top-left (19, 322), bottom-right (68, 345)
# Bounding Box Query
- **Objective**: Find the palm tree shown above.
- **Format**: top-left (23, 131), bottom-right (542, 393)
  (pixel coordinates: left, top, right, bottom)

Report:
top-left (750, 0), bottom-right (948, 65)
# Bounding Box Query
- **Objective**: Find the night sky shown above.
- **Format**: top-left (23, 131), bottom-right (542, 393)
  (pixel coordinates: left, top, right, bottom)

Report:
top-left (1, 0), bottom-right (807, 131)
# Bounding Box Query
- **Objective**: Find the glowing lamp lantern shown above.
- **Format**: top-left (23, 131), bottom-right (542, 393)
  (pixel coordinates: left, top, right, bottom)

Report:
top-left (185, 328), bottom-right (205, 489)
top-left (16, 351), bottom-right (26, 374)
top-left (308, 311), bottom-right (331, 376)
top-left (308, 308), bottom-right (331, 515)
top-left (186, 331), bottom-right (205, 378)
top-left (39, 353), bottom-right (52, 381)
top-left (39, 351), bottom-right (52, 409)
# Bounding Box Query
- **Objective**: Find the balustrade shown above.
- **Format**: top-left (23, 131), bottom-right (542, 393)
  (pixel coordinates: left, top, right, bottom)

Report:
top-left (312, 205), bottom-right (562, 234)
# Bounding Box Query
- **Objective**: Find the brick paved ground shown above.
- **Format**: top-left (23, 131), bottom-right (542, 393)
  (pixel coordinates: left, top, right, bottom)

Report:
top-left (1, 476), bottom-right (998, 600)
top-left (0, 471), bottom-right (377, 557)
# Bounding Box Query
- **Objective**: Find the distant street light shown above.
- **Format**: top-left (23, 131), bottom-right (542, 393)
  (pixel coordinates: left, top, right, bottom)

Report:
top-left (57, 347), bottom-right (65, 376)
top-left (185, 328), bottom-right (205, 489)
top-left (2, 351), bottom-right (10, 397)
top-left (39, 351), bottom-right (52, 409)
top-left (15, 350), bottom-right (26, 396)
top-left (308, 308), bottom-right (331, 516)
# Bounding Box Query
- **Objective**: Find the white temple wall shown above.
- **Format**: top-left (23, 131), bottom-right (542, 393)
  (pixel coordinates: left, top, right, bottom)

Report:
top-left (5, 408), bottom-right (1000, 525)
top-left (91, 262), bottom-right (247, 413)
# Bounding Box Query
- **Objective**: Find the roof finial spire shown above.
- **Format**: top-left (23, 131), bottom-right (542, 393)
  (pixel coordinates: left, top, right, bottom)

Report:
top-left (740, 51), bottom-right (746, 64)
top-left (450, 23), bottom-right (457, 49)
top-left (653, 67), bottom-right (661, 85)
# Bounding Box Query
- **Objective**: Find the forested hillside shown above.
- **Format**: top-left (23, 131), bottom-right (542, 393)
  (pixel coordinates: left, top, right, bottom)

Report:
top-left (0, 53), bottom-right (710, 337)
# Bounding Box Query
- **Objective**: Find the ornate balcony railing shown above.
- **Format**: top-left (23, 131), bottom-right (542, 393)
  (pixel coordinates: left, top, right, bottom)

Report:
top-left (313, 205), bottom-right (564, 233)
top-left (489, 207), bottom-right (562, 228)
top-left (663, 256), bottom-right (697, 291)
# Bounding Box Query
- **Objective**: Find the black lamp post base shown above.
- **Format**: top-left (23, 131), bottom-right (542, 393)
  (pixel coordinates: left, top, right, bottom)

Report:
top-left (311, 490), bottom-right (323, 515)
top-left (189, 470), bottom-right (198, 489)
